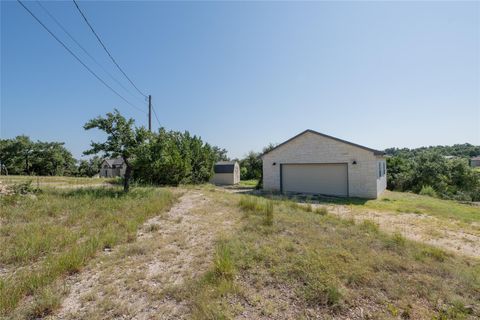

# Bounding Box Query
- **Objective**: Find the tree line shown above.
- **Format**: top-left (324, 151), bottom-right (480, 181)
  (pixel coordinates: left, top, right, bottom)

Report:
top-left (2, 109), bottom-right (479, 198)
top-left (82, 109), bottom-right (226, 191)
top-left (386, 145), bottom-right (480, 201)
top-left (1, 110), bottom-right (227, 192)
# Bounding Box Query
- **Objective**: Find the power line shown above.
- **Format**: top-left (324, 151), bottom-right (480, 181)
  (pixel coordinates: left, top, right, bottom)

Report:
top-left (35, 0), bottom-right (145, 105)
top-left (151, 104), bottom-right (161, 129)
top-left (16, 0), bottom-right (146, 114)
top-left (72, 0), bottom-right (147, 98)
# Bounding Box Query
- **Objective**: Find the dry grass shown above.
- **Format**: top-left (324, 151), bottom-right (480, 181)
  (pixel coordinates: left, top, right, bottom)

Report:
top-left (0, 186), bottom-right (176, 318)
top-left (0, 175), bottom-right (117, 187)
top-left (187, 193), bottom-right (480, 319)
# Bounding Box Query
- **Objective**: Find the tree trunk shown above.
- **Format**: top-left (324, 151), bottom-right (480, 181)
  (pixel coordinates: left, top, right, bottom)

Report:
top-left (123, 158), bottom-right (131, 192)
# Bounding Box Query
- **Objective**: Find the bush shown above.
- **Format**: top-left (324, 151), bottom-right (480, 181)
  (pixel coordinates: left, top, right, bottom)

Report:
top-left (238, 196), bottom-right (274, 225)
top-left (314, 207), bottom-right (328, 215)
top-left (419, 185), bottom-right (437, 198)
top-left (133, 129), bottom-right (216, 186)
top-left (213, 242), bottom-right (235, 280)
top-left (263, 201), bottom-right (274, 226)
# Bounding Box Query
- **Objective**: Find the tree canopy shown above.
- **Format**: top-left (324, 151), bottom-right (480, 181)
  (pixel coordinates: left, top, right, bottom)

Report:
top-left (0, 136), bottom-right (76, 176)
top-left (83, 109), bottom-right (149, 191)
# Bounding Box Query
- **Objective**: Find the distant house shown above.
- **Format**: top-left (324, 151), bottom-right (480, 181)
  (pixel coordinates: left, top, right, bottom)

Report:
top-left (99, 158), bottom-right (126, 178)
top-left (470, 156), bottom-right (480, 168)
top-left (211, 161), bottom-right (240, 185)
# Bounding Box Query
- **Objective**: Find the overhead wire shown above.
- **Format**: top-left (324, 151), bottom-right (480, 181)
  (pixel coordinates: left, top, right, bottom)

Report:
top-left (72, 0), bottom-right (147, 98)
top-left (151, 104), bottom-right (161, 129)
top-left (16, 0), bottom-right (146, 114)
top-left (35, 0), bottom-right (145, 105)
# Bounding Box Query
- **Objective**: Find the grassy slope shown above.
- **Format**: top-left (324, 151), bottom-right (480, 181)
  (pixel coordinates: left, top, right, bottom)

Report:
top-left (189, 193), bottom-right (480, 319)
top-left (0, 187), bottom-right (177, 318)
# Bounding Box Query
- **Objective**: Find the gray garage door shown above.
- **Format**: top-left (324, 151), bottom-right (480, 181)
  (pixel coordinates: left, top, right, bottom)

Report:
top-left (281, 163), bottom-right (348, 196)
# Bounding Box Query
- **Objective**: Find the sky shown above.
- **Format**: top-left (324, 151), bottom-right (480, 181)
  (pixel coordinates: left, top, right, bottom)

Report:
top-left (1, 1), bottom-right (479, 160)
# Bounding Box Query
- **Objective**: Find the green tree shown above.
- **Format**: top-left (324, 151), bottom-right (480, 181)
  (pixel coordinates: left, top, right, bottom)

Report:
top-left (0, 136), bottom-right (76, 176)
top-left (83, 109), bottom-right (149, 192)
top-left (133, 128), bottom-right (216, 186)
top-left (77, 156), bottom-right (103, 177)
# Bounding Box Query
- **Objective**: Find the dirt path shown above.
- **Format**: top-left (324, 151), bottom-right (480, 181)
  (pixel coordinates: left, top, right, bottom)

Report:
top-left (53, 190), bottom-right (237, 319)
top-left (323, 204), bottom-right (480, 258)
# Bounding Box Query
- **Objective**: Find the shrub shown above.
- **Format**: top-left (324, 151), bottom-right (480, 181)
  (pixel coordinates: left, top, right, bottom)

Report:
top-left (384, 232), bottom-right (406, 250)
top-left (263, 201), bottom-right (274, 226)
top-left (314, 207), bottom-right (328, 215)
top-left (419, 185), bottom-right (437, 198)
top-left (360, 220), bottom-right (379, 234)
top-left (213, 242), bottom-right (235, 281)
top-left (421, 247), bottom-right (447, 262)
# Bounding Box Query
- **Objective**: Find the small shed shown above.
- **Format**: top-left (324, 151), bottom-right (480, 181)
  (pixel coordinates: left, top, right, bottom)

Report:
top-left (470, 156), bottom-right (480, 168)
top-left (211, 161), bottom-right (240, 185)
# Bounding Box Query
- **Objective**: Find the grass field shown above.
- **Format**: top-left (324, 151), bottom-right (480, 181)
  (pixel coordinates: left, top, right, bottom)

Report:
top-left (0, 185), bottom-right (177, 318)
top-left (237, 179), bottom-right (259, 188)
top-left (269, 190), bottom-right (480, 225)
top-left (186, 193), bottom-right (480, 319)
top-left (1, 177), bottom-right (479, 319)
top-left (0, 175), bottom-right (117, 187)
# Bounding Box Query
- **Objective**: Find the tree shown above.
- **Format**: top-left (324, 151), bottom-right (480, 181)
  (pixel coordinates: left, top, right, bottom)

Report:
top-left (0, 136), bottom-right (76, 176)
top-left (133, 128), bottom-right (217, 186)
top-left (77, 156), bottom-right (103, 177)
top-left (239, 151), bottom-right (262, 180)
top-left (212, 146), bottom-right (229, 162)
top-left (83, 109), bottom-right (148, 192)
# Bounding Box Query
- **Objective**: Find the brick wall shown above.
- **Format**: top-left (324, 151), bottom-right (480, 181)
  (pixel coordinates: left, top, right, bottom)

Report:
top-left (262, 131), bottom-right (385, 198)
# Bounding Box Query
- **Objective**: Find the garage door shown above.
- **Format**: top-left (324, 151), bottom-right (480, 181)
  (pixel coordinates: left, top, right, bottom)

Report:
top-left (281, 163), bottom-right (348, 196)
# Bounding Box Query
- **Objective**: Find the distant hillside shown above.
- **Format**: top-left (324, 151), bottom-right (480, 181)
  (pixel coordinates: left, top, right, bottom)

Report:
top-left (385, 143), bottom-right (480, 158)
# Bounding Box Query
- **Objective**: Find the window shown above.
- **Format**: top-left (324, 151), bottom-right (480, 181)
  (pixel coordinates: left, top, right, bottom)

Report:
top-left (379, 162), bottom-right (382, 177)
top-left (383, 162), bottom-right (386, 176)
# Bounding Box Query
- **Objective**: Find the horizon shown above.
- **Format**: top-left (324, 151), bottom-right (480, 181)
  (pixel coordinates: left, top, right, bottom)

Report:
top-left (1, 1), bottom-right (479, 159)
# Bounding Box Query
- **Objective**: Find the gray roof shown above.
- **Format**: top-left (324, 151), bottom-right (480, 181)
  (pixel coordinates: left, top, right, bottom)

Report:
top-left (214, 161), bottom-right (237, 174)
top-left (471, 156), bottom-right (480, 161)
top-left (103, 158), bottom-right (125, 167)
top-left (262, 129), bottom-right (385, 157)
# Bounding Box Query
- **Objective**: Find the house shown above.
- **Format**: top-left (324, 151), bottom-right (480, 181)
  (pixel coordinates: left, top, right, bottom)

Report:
top-left (470, 156), bottom-right (480, 168)
top-left (210, 161), bottom-right (240, 185)
top-left (99, 158), bottom-right (126, 178)
top-left (262, 130), bottom-right (386, 199)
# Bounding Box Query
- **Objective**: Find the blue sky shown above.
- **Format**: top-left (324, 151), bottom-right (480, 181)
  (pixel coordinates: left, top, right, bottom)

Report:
top-left (1, 1), bottom-right (479, 159)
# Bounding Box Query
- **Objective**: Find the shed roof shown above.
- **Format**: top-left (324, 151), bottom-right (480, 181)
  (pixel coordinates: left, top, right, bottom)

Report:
top-left (103, 158), bottom-right (125, 167)
top-left (471, 156), bottom-right (480, 161)
top-left (214, 161), bottom-right (237, 174)
top-left (262, 129), bottom-right (385, 157)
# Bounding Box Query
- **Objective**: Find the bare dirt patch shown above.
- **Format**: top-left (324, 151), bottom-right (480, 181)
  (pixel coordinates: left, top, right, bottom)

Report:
top-left (52, 190), bottom-right (238, 319)
top-left (323, 204), bottom-right (480, 258)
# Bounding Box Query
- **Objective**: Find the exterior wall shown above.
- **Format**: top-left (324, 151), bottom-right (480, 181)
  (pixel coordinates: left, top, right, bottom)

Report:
top-left (470, 159), bottom-right (480, 167)
top-left (99, 161), bottom-right (126, 178)
top-left (262, 131), bottom-right (380, 198)
top-left (211, 173), bottom-right (234, 185)
top-left (376, 156), bottom-right (387, 197)
top-left (233, 163), bottom-right (240, 184)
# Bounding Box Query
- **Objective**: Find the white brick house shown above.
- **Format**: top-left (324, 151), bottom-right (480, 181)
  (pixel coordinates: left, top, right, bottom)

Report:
top-left (262, 130), bottom-right (386, 199)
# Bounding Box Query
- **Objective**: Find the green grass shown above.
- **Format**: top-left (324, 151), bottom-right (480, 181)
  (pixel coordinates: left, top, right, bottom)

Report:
top-left (274, 190), bottom-right (480, 224)
top-left (189, 194), bottom-right (480, 319)
top-left (363, 191), bottom-right (480, 224)
top-left (237, 179), bottom-right (258, 188)
top-left (0, 186), bottom-right (177, 317)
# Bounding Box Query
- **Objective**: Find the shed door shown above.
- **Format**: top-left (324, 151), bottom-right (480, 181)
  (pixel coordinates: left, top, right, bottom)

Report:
top-left (281, 163), bottom-right (348, 196)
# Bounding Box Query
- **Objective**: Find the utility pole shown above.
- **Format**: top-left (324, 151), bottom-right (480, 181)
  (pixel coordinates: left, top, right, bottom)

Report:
top-left (148, 95), bottom-right (152, 132)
